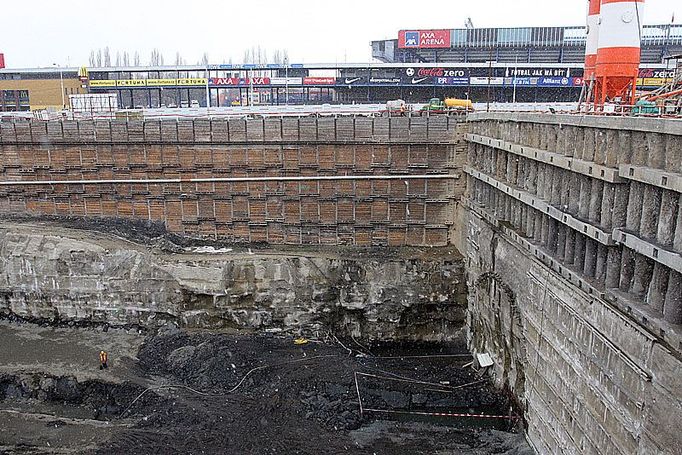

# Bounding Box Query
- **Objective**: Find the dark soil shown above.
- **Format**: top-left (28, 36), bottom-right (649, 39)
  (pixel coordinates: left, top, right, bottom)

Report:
top-left (92, 326), bottom-right (529, 454)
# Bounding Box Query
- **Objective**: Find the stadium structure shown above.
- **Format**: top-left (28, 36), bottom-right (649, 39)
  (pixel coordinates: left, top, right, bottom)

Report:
top-left (0, 24), bottom-right (680, 111)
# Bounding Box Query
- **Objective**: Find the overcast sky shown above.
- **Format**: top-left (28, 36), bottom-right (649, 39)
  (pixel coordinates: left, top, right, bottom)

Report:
top-left (2, 0), bottom-right (679, 68)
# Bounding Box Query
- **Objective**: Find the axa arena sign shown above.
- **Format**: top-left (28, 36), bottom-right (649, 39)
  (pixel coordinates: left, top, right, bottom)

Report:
top-left (398, 30), bottom-right (451, 49)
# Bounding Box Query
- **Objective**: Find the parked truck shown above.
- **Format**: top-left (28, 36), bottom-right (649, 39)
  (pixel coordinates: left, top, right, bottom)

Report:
top-left (419, 97), bottom-right (474, 115)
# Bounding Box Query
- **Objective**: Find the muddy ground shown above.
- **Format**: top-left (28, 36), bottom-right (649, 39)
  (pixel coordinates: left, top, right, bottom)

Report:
top-left (0, 321), bottom-right (531, 454)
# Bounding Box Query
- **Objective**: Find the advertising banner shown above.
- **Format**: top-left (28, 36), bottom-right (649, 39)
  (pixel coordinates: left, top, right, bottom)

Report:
top-left (505, 67), bottom-right (571, 77)
top-left (0, 54), bottom-right (5, 69)
top-left (177, 78), bottom-right (207, 86)
top-left (147, 79), bottom-right (178, 86)
top-left (271, 77), bottom-right (303, 85)
top-left (399, 30), bottom-right (451, 49)
top-left (210, 77), bottom-right (270, 86)
top-left (434, 77), bottom-right (470, 86)
top-left (404, 67), bottom-right (468, 78)
top-left (337, 76), bottom-right (367, 86)
top-left (368, 77), bottom-right (401, 85)
top-left (470, 77), bottom-right (504, 86)
top-left (638, 68), bottom-right (675, 79)
top-left (536, 76), bottom-right (571, 87)
top-left (303, 77), bottom-right (336, 85)
top-left (402, 76), bottom-right (434, 85)
top-left (117, 79), bottom-right (147, 87)
top-left (90, 80), bottom-right (117, 88)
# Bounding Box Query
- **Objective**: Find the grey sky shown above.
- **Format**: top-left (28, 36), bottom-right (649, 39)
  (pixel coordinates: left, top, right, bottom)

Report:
top-left (2, 0), bottom-right (679, 68)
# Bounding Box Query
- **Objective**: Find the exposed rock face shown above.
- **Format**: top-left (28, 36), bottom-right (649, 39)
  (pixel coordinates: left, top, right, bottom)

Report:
top-left (0, 223), bottom-right (466, 341)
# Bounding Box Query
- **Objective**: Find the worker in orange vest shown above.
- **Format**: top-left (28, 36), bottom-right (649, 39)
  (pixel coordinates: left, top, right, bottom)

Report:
top-left (99, 350), bottom-right (109, 370)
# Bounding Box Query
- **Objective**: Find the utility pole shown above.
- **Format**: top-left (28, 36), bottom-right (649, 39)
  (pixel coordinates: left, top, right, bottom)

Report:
top-left (53, 63), bottom-right (65, 109)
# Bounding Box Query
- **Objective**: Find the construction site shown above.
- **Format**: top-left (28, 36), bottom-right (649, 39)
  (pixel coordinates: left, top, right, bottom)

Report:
top-left (0, 0), bottom-right (681, 454)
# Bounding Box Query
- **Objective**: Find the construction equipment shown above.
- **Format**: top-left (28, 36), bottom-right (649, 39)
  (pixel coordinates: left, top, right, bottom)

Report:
top-left (581, 0), bottom-right (645, 111)
top-left (634, 54), bottom-right (682, 115)
top-left (420, 98), bottom-right (473, 115)
top-left (385, 99), bottom-right (409, 116)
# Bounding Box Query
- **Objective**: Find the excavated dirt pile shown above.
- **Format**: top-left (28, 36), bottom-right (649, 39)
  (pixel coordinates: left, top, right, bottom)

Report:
top-left (0, 321), bottom-right (531, 454)
top-left (97, 326), bottom-right (531, 454)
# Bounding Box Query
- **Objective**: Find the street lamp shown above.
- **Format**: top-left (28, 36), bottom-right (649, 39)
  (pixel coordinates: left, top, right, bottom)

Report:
top-left (53, 63), bottom-right (65, 109)
top-left (284, 56), bottom-right (289, 106)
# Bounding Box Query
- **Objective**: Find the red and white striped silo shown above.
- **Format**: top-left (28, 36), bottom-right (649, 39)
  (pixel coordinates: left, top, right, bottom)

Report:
top-left (584, 0), bottom-right (601, 82)
top-left (594, 0), bottom-right (644, 106)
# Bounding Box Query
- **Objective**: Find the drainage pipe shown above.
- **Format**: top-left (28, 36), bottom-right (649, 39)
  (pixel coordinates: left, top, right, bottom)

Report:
top-left (0, 174), bottom-right (458, 186)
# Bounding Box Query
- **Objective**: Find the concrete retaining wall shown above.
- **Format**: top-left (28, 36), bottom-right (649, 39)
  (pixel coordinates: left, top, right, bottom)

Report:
top-left (464, 113), bottom-right (682, 454)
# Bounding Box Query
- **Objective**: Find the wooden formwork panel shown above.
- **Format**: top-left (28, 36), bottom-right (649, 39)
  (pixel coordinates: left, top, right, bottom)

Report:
top-left (337, 199), bottom-right (354, 222)
top-left (249, 199), bottom-right (267, 223)
top-left (101, 199), bottom-right (118, 218)
top-left (388, 227), bottom-right (407, 246)
top-left (232, 196), bottom-right (249, 219)
top-left (266, 198), bottom-right (282, 220)
top-left (318, 145), bottom-right (335, 170)
top-left (264, 147), bottom-right (282, 166)
top-left (299, 118), bottom-right (317, 141)
top-left (336, 118), bottom-right (354, 141)
top-left (389, 202), bottom-right (407, 223)
top-left (301, 225), bottom-right (320, 245)
top-left (84, 199), bottom-right (103, 217)
top-left (127, 121), bottom-right (145, 143)
top-left (371, 226), bottom-right (388, 246)
top-left (229, 119), bottom-right (247, 141)
top-left (214, 200), bottom-right (233, 223)
top-left (320, 226), bottom-right (338, 245)
top-left (198, 198), bottom-right (215, 220)
top-left (194, 120), bottom-right (211, 142)
top-left (372, 199), bottom-right (389, 222)
top-left (244, 180), bottom-right (264, 198)
top-left (264, 119), bottom-right (282, 141)
top-left (284, 224), bottom-right (302, 244)
top-left (177, 121), bottom-right (194, 142)
top-left (391, 145), bottom-right (409, 170)
top-left (283, 181), bottom-right (300, 197)
top-left (355, 201), bottom-right (371, 223)
top-left (425, 227), bottom-right (448, 246)
top-left (426, 203), bottom-right (448, 224)
top-left (428, 146), bottom-right (448, 169)
top-left (250, 225), bottom-right (268, 243)
top-left (210, 120), bottom-right (229, 142)
top-left (178, 147), bottom-right (196, 169)
top-left (319, 181), bottom-right (336, 198)
top-left (229, 148), bottom-right (248, 167)
top-left (372, 180), bottom-right (390, 197)
top-left (317, 118), bottom-right (335, 141)
top-left (356, 180), bottom-right (372, 198)
top-left (336, 146), bottom-right (354, 167)
top-left (282, 119), bottom-right (299, 141)
top-left (300, 146), bottom-right (318, 167)
top-left (319, 201), bottom-right (337, 224)
top-left (247, 148), bottom-right (265, 168)
top-left (267, 222), bottom-right (285, 244)
top-left (246, 119), bottom-right (264, 141)
top-left (64, 147), bottom-right (82, 168)
top-left (143, 120), bottom-right (161, 142)
top-left (68, 198), bottom-right (85, 217)
top-left (133, 201), bottom-right (150, 219)
top-left (427, 180), bottom-right (449, 198)
top-left (194, 146), bottom-right (213, 167)
top-left (283, 147), bottom-right (299, 170)
top-left (409, 145), bottom-right (428, 167)
top-left (149, 201), bottom-right (165, 221)
top-left (215, 224), bottom-right (234, 241)
top-left (117, 200), bottom-right (134, 218)
top-left (407, 201), bottom-right (425, 223)
top-left (233, 221), bottom-right (250, 242)
top-left (212, 146), bottom-right (230, 169)
top-left (406, 226), bottom-right (425, 245)
top-left (354, 227), bottom-right (371, 246)
top-left (198, 221), bottom-right (217, 239)
top-left (372, 145), bottom-right (390, 166)
top-left (336, 180), bottom-right (355, 197)
top-left (181, 199), bottom-right (198, 222)
top-left (299, 180), bottom-right (319, 196)
top-left (355, 145), bottom-right (372, 170)
top-left (283, 201), bottom-right (301, 224)
top-left (301, 198), bottom-right (319, 223)
top-left (407, 179), bottom-right (427, 197)
top-left (337, 225), bottom-right (354, 245)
